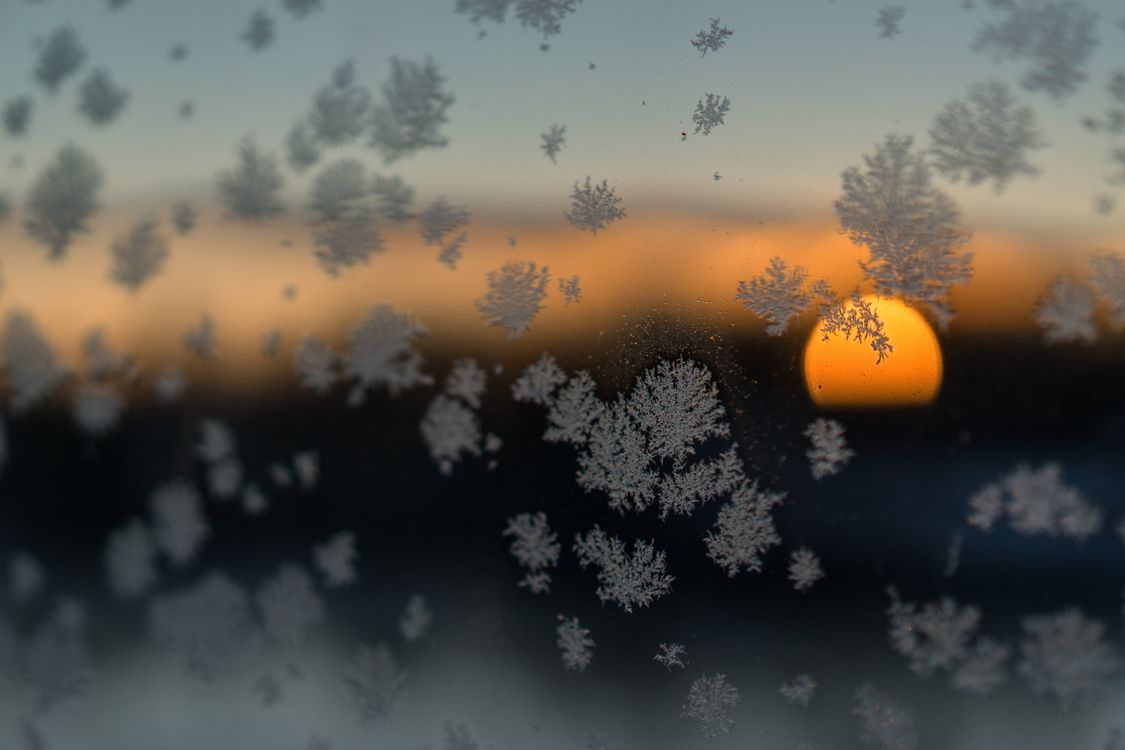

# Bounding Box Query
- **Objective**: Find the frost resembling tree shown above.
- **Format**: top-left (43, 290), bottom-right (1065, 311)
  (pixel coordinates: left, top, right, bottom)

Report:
top-left (780, 674), bottom-right (817, 706)
top-left (308, 60), bottom-right (372, 146)
top-left (372, 174), bottom-right (414, 222)
top-left (853, 684), bottom-right (917, 750)
top-left (308, 159), bottom-right (383, 275)
top-left (556, 614), bottom-right (594, 671)
top-left (418, 197), bottom-right (469, 267)
top-left (565, 177), bottom-right (626, 234)
top-left (71, 382), bottom-right (124, 435)
top-left (1089, 253), bottom-right (1125, 329)
top-left (474, 260), bottom-right (550, 339)
top-left (370, 56), bottom-right (455, 164)
top-left (109, 217), bottom-right (169, 291)
top-left (419, 394), bottom-right (481, 474)
top-left (24, 144), bottom-right (104, 259)
top-left (1034, 275), bottom-right (1097, 344)
top-left (294, 335), bottom-right (338, 393)
top-left (541, 123), bottom-right (566, 162)
top-left (149, 480), bottom-right (210, 568)
top-left (885, 588), bottom-right (990, 680)
top-left (344, 642), bottom-right (407, 723)
top-left (255, 563), bottom-right (325, 649)
top-left (692, 93), bottom-right (730, 135)
top-left (147, 571), bottom-right (254, 679)
top-left (456, 0), bottom-right (585, 40)
top-left (929, 81), bottom-right (1045, 192)
top-left (558, 274), bottom-right (581, 305)
top-left (34, 26), bottom-right (87, 93)
top-left (573, 526), bottom-right (673, 612)
top-left (1018, 608), bottom-right (1118, 710)
top-left (286, 121), bottom-right (321, 173)
top-left (971, 0), bottom-right (1098, 101)
top-left (834, 134), bottom-right (973, 329)
top-left (503, 512), bottom-right (560, 593)
top-left (218, 137), bottom-right (285, 221)
top-left (78, 68), bottom-right (129, 126)
top-left (183, 313), bottom-right (217, 359)
top-left (705, 480), bottom-right (785, 576)
top-left (691, 17), bottom-right (733, 56)
top-left (511, 352), bottom-right (567, 405)
top-left (682, 673), bottom-right (739, 738)
top-left (398, 594), bottom-right (432, 642)
top-left (654, 642), bottom-right (687, 669)
top-left (788, 547), bottom-right (824, 591)
top-left (241, 9), bottom-right (277, 51)
top-left (3, 96), bottom-right (33, 136)
top-left (876, 6), bottom-right (906, 38)
top-left (805, 418), bottom-right (855, 479)
top-left (343, 304), bottom-right (432, 403)
top-left (967, 462), bottom-right (1102, 540)
top-left (735, 257), bottom-right (813, 336)
top-left (1, 310), bottom-right (69, 413)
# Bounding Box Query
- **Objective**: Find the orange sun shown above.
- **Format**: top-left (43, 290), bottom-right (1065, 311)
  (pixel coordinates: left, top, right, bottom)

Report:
top-left (803, 296), bottom-right (943, 408)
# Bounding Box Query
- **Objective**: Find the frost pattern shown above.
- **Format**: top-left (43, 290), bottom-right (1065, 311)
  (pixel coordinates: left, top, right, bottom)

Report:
top-left (565, 177), bottom-right (626, 234)
top-left (343, 304), bottom-right (432, 402)
top-left (71, 382), bottom-right (124, 435)
top-left (654, 642), bottom-right (687, 670)
top-left (787, 547), bottom-right (824, 592)
top-left (1034, 275), bottom-right (1096, 344)
top-left (735, 257), bottom-right (813, 335)
top-left (24, 145), bottom-right (103, 259)
top-left (419, 394), bottom-right (481, 475)
top-left (255, 563), bottom-right (325, 649)
top-left (308, 159), bottom-right (383, 275)
top-left (4, 96), bottom-right (33, 137)
top-left (876, 6), bottom-right (906, 39)
top-left (419, 197), bottom-right (469, 268)
top-left (705, 480), bottom-right (784, 576)
top-left (295, 335), bottom-right (338, 393)
top-left (1089, 253), bottom-right (1125, 328)
top-left (805, 418), bottom-right (855, 480)
top-left (966, 463), bottom-right (1102, 540)
top-left (691, 18), bottom-right (733, 56)
top-left (398, 594), bottom-right (433, 642)
top-left (218, 137), bottom-right (285, 221)
top-left (308, 60), bottom-right (370, 146)
top-left (1, 311), bottom-right (69, 413)
top-left (972, 0), bottom-right (1098, 101)
top-left (109, 217), bottom-right (169, 291)
top-left (541, 124), bottom-right (566, 162)
top-left (34, 26), bottom-right (86, 93)
top-left (1018, 608), bottom-right (1118, 710)
top-left (853, 684), bottom-right (917, 750)
top-left (474, 260), bottom-right (550, 339)
top-left (370, 56), bottom-right (455, 163)
top-left (147, 571), bottom-right (255, 678)
top-left (573, 526), bottom-right (673, 612)
top-left (835, 134), bottom-right (973, 328)
top-left (511, 352), bottom-right (567, 405)
top-left (312, 531), bottom-right (357, 588)
top-left (692, 93), bottom-right (730, 135)
top-left (150, 480), bottom-right (209, 567)
top-left (556, 614), bottom-right (594, 672)
top-left (503, 511), bottom-right (561, 593)
top-left (77, 68), bottom-right (129, 126)
top-left (558, 274), bottom-right (582, 305)
top-left (456, 0), bottom-right (585, 40)
top-left (105, 519), bottom-right (158, 599)
top-left (682, 673), bottom-right (739, 738)
top-left (929, 80), bottom-right (1045, 192)
top-left (241, 9), bottom-right (277, 51)
top-left (780, 674), bottom-right (817, 706)
top-left (343, 642), bottom-right (407, 723)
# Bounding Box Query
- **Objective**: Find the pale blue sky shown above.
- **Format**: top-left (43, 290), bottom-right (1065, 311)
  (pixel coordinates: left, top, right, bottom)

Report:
top-left (0, 0), bottom-right (1122, 233)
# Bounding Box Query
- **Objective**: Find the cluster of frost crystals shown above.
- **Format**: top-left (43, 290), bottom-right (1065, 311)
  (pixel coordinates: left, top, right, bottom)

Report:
top-left (815, 285), bottom-right (895, 363)
top-left (967, 463), bottom-right (1102, 540)
top-left (691, 17), bottom-right (733, 56)
top-left (654, 641), bottom-right (687, 669)
top-left (104, 519), bottom-right (158, 599)
top-left (150, 479), bottom-right (210, 567)
top-left (308, 60), bottom-right (371, 146)
top-left (474, 260), bottom-right (550, 339)
top-left (705, 480), bottom-right (784, 576)
top-left (196, 417), bottom-right (243, 499)
top-left (71, 382), bottom-right (124, 436)
top-left (420, 395), bottom-right (481, 474)
top-left (109, 217), bottom-right (169, 291)
top-left (1034, 276), bottom-right (1097, 343)
top-left (418, 197), bottom-right (469, 268)
top-left (951, 637), bottom-right (1012, 695)
top-left (455, 0), bottom-right (585, 40)
top-left (218, 137), bottom-right (285, 221)
top-left (1018, 608), bottom-right (1118, 710)
top-left (345, 642), bottom-right (407, 723)
top-left (24, 144), bottom-right (103, 259)
top-left (853, 684), bottom-right (917, 750)
top-left (2, 311), bottom-right (70, 413)
top-left (541, 124), bottom-right (566, 162)
top-left (294, 335), bottom-right (338, 393)
top-left (308, 159), bottom-right (383, 275)
top-left (147, 571), bottom-right (256, 679)
top-left (735, 257), bottom-right (813, 335)
top-left (835, 134), bottom-right (973, 329)
top-left (4, 96), bottom-right (33, 137)
top-left (692, 93), bottom-right (730, 135)
top-left (34, 25), bottom-right (86, 93)
top-left (241, 9), bottom-right (276, 51)
top-left (682, 673), bottom-right (739, 738)
top-left (558, 274), bottom-right (582, 305)
top-left (971, 0), bottom-right (1098, 101)
top-left (805, 418), bottom-right (855, 479)
top-left (286, 121), bottom-right (320, 172)
top-left (370, 56), bottom-right (455, 163)
top-left (398, 593), bottom-right (433, 642)
top-left (503, 511), bottom-right (561, 593)
top-left (787, 547), bottom-right (824, 592)
top-left (565, 177), bottom-right (626, 234)
top-left (573, 526), bottom-right (673, 612)
top-left (1089, 254), bottom-right (1125, 328)
top-left (77, 68), bottom-right (129, 126)
top-left (255, 562), bottom-right (325, 649)
top-left (312, 531), bottom-right (357, 589)
top-left (876, 6), bottom-right (906, 38)
top-left (556, 614), bottom-right (594, 672)
top-left (511, 352), bottom-right (567, 405)
top-left (929, 81), bottom-right (1045, 192)
top-left (372, 174), bottom-right (415, 222)
top-left (343, 304), bottom-right (432, 403)
top-left (780, 673), bottom-right (817, 706)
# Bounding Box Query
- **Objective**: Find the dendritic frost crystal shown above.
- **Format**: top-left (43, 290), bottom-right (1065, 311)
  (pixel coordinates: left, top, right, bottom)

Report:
top-left (805, 418), bottom-right (855, 480)
top-left (218, 137), bottom-right (285, 222)
top-left (24, 145), bottom-right (104, 260)
top-left (967, 462), bottom-right (1102, 541)
top-left (705, 480), bottom-right (784, 576)
top-left (343, 304), bottom-right (432, 402)
top-left (541, 124), bottom-right (566, 162)
top-left (835, 134), bottom-right (973, 328)
top-left (682, 673), bottom-right (739, 738)
top-left (1018, 608), bottom-right (1118, 710)
top-left (308, 159), bottom-right (384, 275)
top-left (853, 684), bottom-right (917, 750)
top-left (573, 526), bottom-right (673, 612)
top-left (565, 177), bottom-right (626, 234)
top-left (735, 257), bottom-right (813, 335)
top-left (556, 614), bottom-right (594, 672)
top-left (503, 511), bottom-right (561, 593)
top-left (474, 260), bottom-right (550, 339)
top-left (370, 56), bottom-right (455, 163)
top-left (109, 217), bottom-right (169, 291)
top-left (691, 18), bottom-right (733, 56)
top-left (692, 93), bottom-right (730, 135)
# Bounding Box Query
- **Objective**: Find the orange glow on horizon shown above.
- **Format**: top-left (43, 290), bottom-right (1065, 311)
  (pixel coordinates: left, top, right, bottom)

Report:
top-left (803, 297), bottom-right (943, 408)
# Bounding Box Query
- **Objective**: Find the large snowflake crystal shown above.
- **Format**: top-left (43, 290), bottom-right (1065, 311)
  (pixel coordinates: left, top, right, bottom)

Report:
top-left (474, 260), bottom-right (550, 339)
top-left (929, 80), bottom-right (1045, 192)
top-left (692, 93), bottom-right (730, 135)
top-left (735, 257), bottom-right (813, 335)
top-left (565, 177), bottom-right (626, 234)
top-left (573, 526), bottom-right (673, 613)
top-left (705, 480), bottom-right (784, 576)
top-left (835, 134), bottom-right (973, 328)
top-left (370, 56), bottom-right (455, 163)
